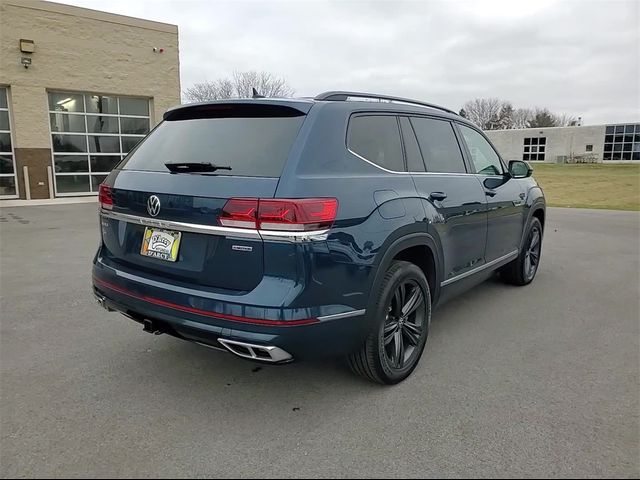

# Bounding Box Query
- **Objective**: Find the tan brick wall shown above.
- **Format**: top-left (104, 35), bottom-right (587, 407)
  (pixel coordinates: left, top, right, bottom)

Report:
top-left (0, 0), bottom-right (180, 149)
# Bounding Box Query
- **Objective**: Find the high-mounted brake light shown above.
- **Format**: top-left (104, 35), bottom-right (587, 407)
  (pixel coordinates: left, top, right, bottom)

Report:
top-left (98, 184), bottom-right (113, 210)
top-left (219, 198), bottom-right (338, 231)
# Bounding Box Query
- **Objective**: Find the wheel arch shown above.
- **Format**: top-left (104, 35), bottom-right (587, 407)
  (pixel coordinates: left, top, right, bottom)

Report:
top-left (370, 233), bottom-right (443, 307)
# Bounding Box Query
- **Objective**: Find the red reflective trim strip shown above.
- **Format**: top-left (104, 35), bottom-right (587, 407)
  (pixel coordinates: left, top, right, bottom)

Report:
top-left (93, 277), bottom-right (318, 327)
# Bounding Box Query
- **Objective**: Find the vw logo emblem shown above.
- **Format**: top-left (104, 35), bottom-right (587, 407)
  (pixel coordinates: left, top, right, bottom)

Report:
top-left (147, 195), bottom-right (161, 217)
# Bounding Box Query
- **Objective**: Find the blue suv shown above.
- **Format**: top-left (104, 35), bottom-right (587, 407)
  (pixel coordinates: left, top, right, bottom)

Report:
top-left (93, 91), bottom-right (545, 384)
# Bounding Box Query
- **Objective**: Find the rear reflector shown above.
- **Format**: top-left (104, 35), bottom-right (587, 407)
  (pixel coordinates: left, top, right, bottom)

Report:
top-left (219, 198), bottom-right (338, 231)
top-left (98, 184), bottom-right (113, 210)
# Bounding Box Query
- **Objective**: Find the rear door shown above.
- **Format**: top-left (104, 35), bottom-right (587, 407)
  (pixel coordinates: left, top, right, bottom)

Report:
top-left (456, 123), bottom-right (527, 262)
top-left (99, 102), bottom-right (308, 292)
top-left (401, 116), bottom-right (488, 283)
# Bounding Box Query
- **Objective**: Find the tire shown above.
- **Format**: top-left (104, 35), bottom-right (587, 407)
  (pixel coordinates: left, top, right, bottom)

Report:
top-left (501, 217), bottom-right (543, 286)
top-left (348, 260), bottom-right (431, 385)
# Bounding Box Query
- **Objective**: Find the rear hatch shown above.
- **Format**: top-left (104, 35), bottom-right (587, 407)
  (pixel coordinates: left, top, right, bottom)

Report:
top-left (99, 101), bottom-right (310, 292)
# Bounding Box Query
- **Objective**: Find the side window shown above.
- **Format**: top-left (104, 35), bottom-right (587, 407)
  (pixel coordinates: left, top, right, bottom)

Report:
top-left (410, 117), bottom-right (467, 174)
top-left (399, 117), bottom-right (425, 172)
top-left (347, 115), bottom-right (404, 172)
top-left (459, 124), bottom-right (504, 175)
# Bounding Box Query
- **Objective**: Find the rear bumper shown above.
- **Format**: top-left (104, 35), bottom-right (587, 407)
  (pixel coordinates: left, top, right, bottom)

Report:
top-left (92, 258), bottom-right (369, 361)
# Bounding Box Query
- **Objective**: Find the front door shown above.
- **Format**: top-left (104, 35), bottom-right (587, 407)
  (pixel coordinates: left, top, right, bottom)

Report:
top-left (400, 116), bottom-right (488, 283)
top-left (457, 124), bottom-right (527, 262)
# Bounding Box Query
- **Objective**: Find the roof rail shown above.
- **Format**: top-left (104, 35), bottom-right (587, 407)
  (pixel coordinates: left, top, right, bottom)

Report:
top-left (314, 91), bottom-right (458, 116)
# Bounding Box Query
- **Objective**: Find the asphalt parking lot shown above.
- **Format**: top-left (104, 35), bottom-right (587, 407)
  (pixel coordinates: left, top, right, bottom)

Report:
top-left (0, 204), bottom-right (638, 478)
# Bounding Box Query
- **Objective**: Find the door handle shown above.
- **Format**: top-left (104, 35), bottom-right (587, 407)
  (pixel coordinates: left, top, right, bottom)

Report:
top-left (485, 188), bottom-right (497, 197)
top-left (429, 192), bottom-right (447, 201)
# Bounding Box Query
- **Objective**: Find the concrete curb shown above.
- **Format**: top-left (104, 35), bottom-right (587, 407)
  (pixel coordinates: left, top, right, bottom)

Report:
top-left (0, 197), bottom-right (98, 208)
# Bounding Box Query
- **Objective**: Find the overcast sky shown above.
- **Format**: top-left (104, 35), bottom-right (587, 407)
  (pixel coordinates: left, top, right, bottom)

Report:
top-left (66, 0), bottom-right (639, 124)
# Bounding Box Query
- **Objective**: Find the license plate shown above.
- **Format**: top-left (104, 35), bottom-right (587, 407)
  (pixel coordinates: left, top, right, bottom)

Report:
top-left (140, 227), bottom-right (182, 262)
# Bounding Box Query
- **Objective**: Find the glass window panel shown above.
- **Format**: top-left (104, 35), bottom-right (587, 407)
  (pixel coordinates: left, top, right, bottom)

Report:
top-left (605, 126), bottom-right (614, 135)
top-left (538, 154), bottom-right (545, 161)
top-left (624, 133), bottom-right (634, 143)
top-left (410, 118), bottom-right (467, 174)
top-left (612, 151), bottom-right (622, 160)
top-left (49, 113), bottom-right (86, 133)
top-left (634, 143), bottom-right (640, 152)
top-left (88, 136), bottom-right (120, 153)
top-left (54, 155), bottom-right (89, 173)
top-left (48, 92), bottom-right (84, 113)
top-left (524, 146), bottom-right (530, 153)
top-left (615, 126), bottom-right (625, 134)
top-left (52, 134), bottom-right (87, 153)
top-left (625, 125), bottom-right (636, 134)
top-left (0, 132), bottom-right (12, 152)
top-left (605, 135), bottom-right (614, 143)
top-left (399, 117), bottom-right (425, 172)
top-left (539, 146), bottom-right (545, 153)
top-left (90, 155), bottom-right (121, 172)
top-left (91, 175), bottom-right (108, 192)
top-left (523, 154), bottom-right (530, 160)
top-left (0, 111), bottom-right (9, 131)
top-left (622, 152), bottom-right (632, 160)
top-left (633, 152), bottom-right (640, 161)
top-left (539, 137), bottom-right (546, 145)
top-left (122, 136), bottom-right (143, 154)
top-left (120, 117), bottom-right (150, 135)
top-left (459, 124), bottom-right (503, 175)
top-left (604, 143), bottom-right (613, 152)
top-left (119, 97), bottom-right (149, 116)
top-left (615, 135), bottom-right (623, 143)
top-left (531, 137), bottom-right (539, 145)
top-left (0, 176), bottom-right (16, 196)
top-left (603, 152), bottom-right (612, 160)
top-left (524, 138), bottom-right (531, 145)
top-left (0, 154), bottom-right (14, 174)
top-left (613, 143), bottom-right (623, 151)
top-left (586, 145), bottom-right (593, 152)
top-left (87, 115), bottom-right (119, 134)
top-left (55, 175), bottom-right (90, 193)
top-left (531, 146), bottom-right (538, 153)
top-left (623, 143), bottom-right (633, 151)
top-left (0, 87), bottom-right (7, 109)
top-left (635, 134), bottom-right (640, 143)
top-left (85, 95), bottom-right (118, 114)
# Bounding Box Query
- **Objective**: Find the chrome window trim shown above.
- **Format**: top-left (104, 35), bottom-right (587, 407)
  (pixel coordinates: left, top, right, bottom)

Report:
top-left (100, 209), bottom-right (329, 242)
top-left (441, 250), bottom-right (519, 287)
top-left (347, 148), bottom-right (476, 176)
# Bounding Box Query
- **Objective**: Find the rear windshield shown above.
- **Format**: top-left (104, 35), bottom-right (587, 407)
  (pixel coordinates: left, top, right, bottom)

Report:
top-left (119, 105), bottom-right (305, 177)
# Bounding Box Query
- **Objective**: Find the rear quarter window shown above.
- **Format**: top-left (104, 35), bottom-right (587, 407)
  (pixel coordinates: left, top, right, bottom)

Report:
top-left (119, 105), bottom-right (305, 177)
top-left (347, 115), bottom-right (404, 172)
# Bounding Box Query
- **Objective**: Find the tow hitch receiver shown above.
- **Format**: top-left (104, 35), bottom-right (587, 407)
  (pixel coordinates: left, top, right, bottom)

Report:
top-left (142, 319), bottom-right (163, 335)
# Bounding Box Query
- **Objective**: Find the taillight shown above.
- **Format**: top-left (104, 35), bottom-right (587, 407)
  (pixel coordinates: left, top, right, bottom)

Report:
top-left (258, 198), bottom-right (338, 231)
top-left (219, 198), bottom-right (258, 228)
top-left (98, 184), bottom-right (113, 210)
top-left (219, 198), bottom-right (338, 231)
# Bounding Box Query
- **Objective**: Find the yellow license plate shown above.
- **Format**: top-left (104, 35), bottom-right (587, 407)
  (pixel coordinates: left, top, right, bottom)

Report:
top-left (140, 227), bottom-right (182, 262)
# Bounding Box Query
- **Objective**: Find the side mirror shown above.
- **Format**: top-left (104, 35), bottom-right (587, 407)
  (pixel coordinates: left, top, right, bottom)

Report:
top-left (509, 160), bottom-right (533, 179)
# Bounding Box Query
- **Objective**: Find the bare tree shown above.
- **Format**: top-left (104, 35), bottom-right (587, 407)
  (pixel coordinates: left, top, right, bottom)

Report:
top-left (554, 113), bottom-right (579, 127)
top-left (183, 71), bottom-right (295, 103)
top-left (461, 98), bottom-right (504, 130)
top-left (511, 108), bottom-right (533, 129)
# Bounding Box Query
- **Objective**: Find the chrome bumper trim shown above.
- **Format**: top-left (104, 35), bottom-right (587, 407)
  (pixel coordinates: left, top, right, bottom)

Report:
top-left (100, 209), bottom-right (329, 242)
top-left (317, 309), bottom-right (366, 321)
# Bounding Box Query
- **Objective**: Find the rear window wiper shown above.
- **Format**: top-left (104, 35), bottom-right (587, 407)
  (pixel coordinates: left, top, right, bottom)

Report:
top-left (164, 162), bottom-right (232, 173)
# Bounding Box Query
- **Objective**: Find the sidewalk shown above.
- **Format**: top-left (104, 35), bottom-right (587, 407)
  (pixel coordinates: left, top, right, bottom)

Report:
top-left (0, 197), bottom-right (98, 208)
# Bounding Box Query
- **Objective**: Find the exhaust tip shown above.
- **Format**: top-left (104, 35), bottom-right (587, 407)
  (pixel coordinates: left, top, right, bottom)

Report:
top-left (218, 338), bottom-right (293, 363)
